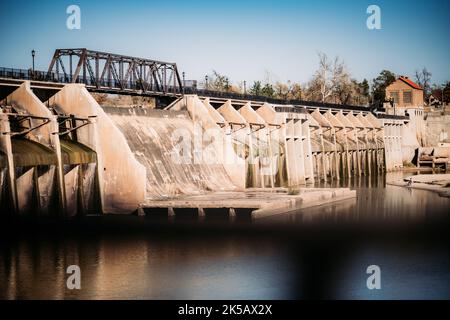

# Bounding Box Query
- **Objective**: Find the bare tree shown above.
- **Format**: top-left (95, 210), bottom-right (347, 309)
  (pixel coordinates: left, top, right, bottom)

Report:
top-left (274, 81), bottom-right (303, 100)
top-left (415, 67), bottom-right (432, 98)
top-left (331, 57), bottom-right (351, 103)
top-left (274, 82), bottom-right (289, 100)
top-left (205, 70), bottom-right (231, 92)
top-left (305, 52), bottom-right (349, 103)
top-left (317, 52), bottom-right (333, 102)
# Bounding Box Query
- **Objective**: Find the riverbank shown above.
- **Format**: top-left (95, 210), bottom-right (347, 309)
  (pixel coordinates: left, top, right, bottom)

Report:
top-left (387, 173), bottom-right (450, 198)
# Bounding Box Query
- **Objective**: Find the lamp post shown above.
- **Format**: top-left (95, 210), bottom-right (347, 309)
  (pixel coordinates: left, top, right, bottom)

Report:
top-left (31, 49), bottom-right (35, 78)
top-left (244, 80), bottom-right (246, 95)
top-left (182, 71), bottom-right (185, 94)
top-left (205, 75), bottom-right (208, 90)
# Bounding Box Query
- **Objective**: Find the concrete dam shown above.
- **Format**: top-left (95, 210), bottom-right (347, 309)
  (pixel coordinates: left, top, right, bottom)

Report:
top-left (0, 82), bottom-right (407, 219)
top-left (0, 50), bottom-right (409, 219)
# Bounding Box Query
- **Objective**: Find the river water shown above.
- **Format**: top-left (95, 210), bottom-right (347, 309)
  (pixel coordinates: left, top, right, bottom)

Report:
top-left (0, 172), bottom-right (449, 299)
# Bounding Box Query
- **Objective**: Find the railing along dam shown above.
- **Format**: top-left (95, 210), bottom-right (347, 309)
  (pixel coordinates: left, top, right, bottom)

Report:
top-left (0, 81), bottom-right (407, 218)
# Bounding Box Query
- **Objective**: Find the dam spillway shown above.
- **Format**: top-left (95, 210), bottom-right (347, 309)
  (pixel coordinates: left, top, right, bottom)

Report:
top-left (0, 81), bottom-right (408, 219)
top-left (104, 106), bottom-right (238, 198)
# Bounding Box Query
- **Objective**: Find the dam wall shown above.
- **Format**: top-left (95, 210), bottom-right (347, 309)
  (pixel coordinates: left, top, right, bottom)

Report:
top-left (0, 83), bottom-right (407, 216)
top-left (425, 112), bottom-right (450, 147)
top-left (402, 109), bottom-right (427, 163)
top-left (170, 96), bottom-right (246, 189)
top-left (46, 84), bottom-right (146, 214)
top-left (0, 82), bottom-right (104, 217)
top-left (104, 105), bottom-right (238, 199)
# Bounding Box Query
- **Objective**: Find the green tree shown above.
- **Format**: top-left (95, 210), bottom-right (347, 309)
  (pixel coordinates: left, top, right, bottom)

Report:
top-left (444, 82), bottom-right (450, 103)
top-left (359, 79), bottom-right (370, 98)
top-left (249, 81), bottom-right (262, 96)
top-left (434, 81), bottom-right (450, 104)
top-left (371, 70), bottom-right (396, 102)
top-left (261, 83), bottom-right (275, 97)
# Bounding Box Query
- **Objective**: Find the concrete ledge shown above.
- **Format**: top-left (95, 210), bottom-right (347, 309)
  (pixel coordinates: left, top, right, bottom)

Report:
top-left (141, 188), bottom-right (356, 221)
top-left (252, 189), bottom-right (356, 219)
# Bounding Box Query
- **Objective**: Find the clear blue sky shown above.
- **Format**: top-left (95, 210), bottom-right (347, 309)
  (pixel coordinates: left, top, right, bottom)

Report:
top-left (0, 0), bottom-right (449, 85)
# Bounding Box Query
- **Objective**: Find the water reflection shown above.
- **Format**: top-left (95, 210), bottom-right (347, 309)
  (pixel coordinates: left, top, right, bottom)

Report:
top-left (261, 173), bottom-right (449, 224)
top-left (0, 235), bottom-right (295, 299)
top-left (0, 237), bottom-right (103, 299)
top-left (1, 173), bottom-right (449, 299)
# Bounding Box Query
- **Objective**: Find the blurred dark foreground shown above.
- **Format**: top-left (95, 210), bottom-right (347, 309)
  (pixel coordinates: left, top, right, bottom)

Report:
top-left (1, 175), bottom-right (449, 300)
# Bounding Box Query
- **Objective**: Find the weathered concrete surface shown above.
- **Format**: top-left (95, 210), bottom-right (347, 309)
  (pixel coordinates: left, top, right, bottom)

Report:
top-left (1, 82), bottom-right (65, 216)
top-left (365, 113), bottom-right (385, 173)
top-left (278, 108), bottom-right (312, 186)
top-left (310, 110), bottom-right (340, 180)
top-left (382, 119), bottom-right (404, 171)
top-left (47, 84), bottom-right (146, 214)
top-left (3, 82), bottom-right (55, 147)
top-left (402, 110), bottom-right (427, 163)
top-left (105, 106), bottom-right (237, 199)
top-left (180, 95), bottom-right (245, 189)
top-left (0, 112), bottom-right (15, 212)
top-left (256, 103), bottom-right (285, 186)
top-left (305, 109), bottom-right (387, 180)
top-left (215, 100), bottom-right (276, 187)
top-left (425, 113), bottom-right (450, 147)
top-left (0, 112), bottom-right (18, 214)
top-left (239, 102), bottom-right (270, 188)
top-left (388, 174), bottom-right (450, 197)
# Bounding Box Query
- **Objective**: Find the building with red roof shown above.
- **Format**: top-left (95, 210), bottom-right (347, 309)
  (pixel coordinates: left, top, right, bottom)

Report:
top-left (385, 76), bottom-right (424, 109)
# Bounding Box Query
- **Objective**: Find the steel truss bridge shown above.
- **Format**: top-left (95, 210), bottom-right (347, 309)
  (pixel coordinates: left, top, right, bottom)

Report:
top-left (1, 48), bottom-right (183, 96)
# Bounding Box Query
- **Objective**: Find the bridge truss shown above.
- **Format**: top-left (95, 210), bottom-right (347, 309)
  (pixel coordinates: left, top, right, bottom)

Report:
top-left (47, 48), bottom-right (183, 95)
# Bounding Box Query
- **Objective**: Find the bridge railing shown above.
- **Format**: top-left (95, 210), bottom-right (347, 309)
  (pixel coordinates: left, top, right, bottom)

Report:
top-left (0, 67), bottom-right (75, 83)
top-left (185, 87), bottom-right (372, 111)
top-left (0, 67), bottom-right (182, 94)
top-left (0, 67), bottom-right (35, 81)
top-left (376, 113), bottom-right (409, 121)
